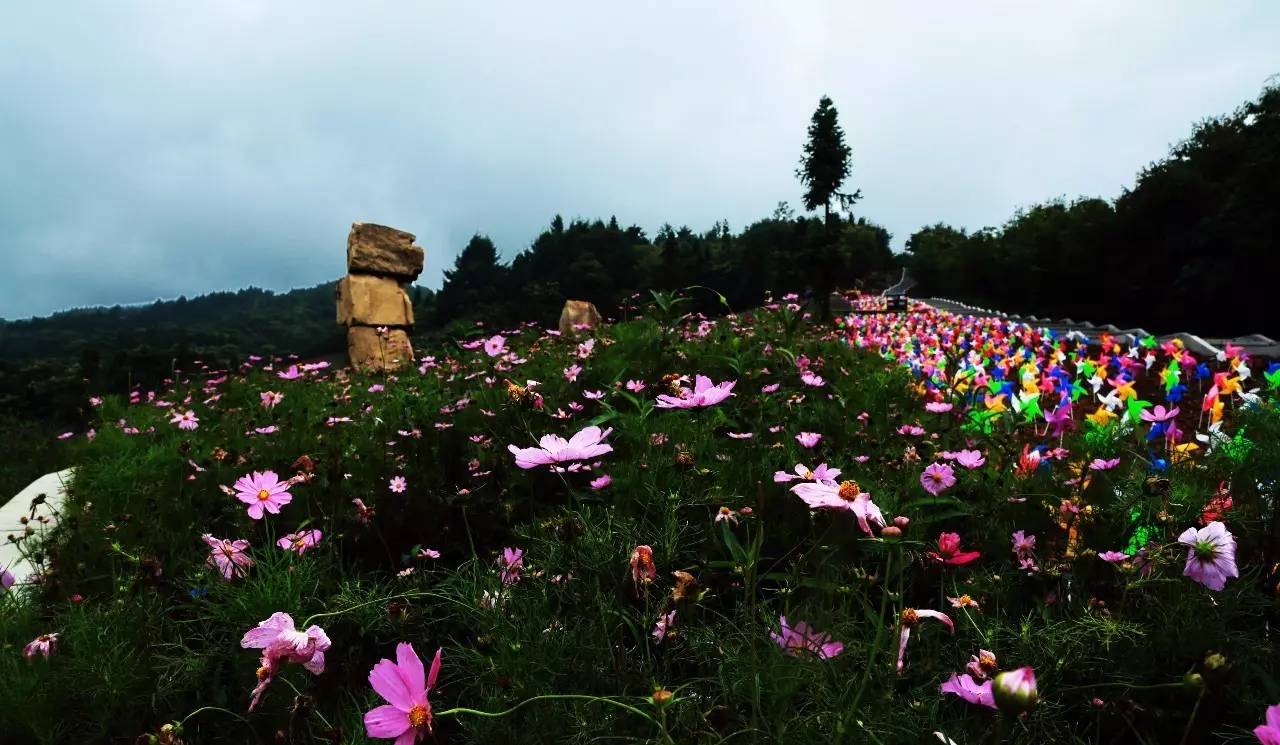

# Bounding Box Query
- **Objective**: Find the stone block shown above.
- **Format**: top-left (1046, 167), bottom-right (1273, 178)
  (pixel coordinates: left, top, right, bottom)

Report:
top-left (347, 222), bottom-right (425, 280)
top-left (336, 275), bottom-right (414, 327)
top-left (558, 299), bottom-right (602, 334)
top-left (347, 326), bottom-right (414, 372)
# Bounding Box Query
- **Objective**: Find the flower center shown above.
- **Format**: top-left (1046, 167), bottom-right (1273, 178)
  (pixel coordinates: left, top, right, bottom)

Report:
top-left (407, 703), bottom-right (430, 729)
top-left (1194, 540), bottom-right (1218, 560)
top-left (837, 480), bottom-right (861, 501)
top-left (257, 489), bottom-right (270, 501)
top-left (901, 608), bottom-right (918, 626)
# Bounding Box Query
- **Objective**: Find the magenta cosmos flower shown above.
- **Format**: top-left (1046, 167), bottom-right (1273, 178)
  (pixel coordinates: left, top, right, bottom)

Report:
top-left (278, 529), bottom-right (323, 555)
top-left (364, 642), bottom-right (444, 743)
top-left (791, 479), bottom-right (885, 536)
top-left (1255, 703), bottom-right (1280, 745)
top-left (1178, 520), bottom-right (1238, 591)
top-left (2, 567), bottom-right (15, 592)
top-left (202, 534), bottom-right (253, 580)
top-left (992, 666), bottom-right (1038, 715)
top-left (655, 374), bottom-right (736, 409)
top-left (771, 615), bottom-right (843, 659)
top-left (928, 532), bottom-right (981, 566)
top-left (508, 426), bottom-right (613, 470)
top-left (952, 449), bottom-right (985, 469)
top-left (498, 547), bottom-right (524, 585)
top-left (921, 463), bottom-right (957, 496)
top-left (940, 673), bottom-right (996, 709)
top-left (23, 633), bottom-right (58, 661)
top-left (234, 471), bottom-right (293, 520)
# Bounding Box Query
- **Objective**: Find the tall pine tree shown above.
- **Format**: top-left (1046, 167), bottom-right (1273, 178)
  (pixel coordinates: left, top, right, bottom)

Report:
top-left (797, 95), bottom-right (859, 317)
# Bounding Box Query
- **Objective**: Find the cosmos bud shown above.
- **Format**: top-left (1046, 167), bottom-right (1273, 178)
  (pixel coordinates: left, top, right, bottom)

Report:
top-left (992, 667), bottom-right (1038, 715)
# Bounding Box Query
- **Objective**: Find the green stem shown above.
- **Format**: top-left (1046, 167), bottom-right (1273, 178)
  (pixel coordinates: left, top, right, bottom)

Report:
top-left (300, 591), bottom-right (431, 627)
top-left (1058, 680), bottom-right (1184, 694)
top-left (437, 694), bottom-right (669, 743)
top-left (179, 705), bottom-right (251, 727)
top-left (1178, 688), bottom-right (1206, 745)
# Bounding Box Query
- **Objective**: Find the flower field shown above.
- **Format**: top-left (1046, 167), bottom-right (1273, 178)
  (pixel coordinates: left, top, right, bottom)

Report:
top-left (4, 292), bottom-right (1280, 744)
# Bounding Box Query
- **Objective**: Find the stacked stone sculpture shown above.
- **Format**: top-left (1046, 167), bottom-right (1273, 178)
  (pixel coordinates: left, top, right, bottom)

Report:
top-left (337, 222), bottom-right (423, 371)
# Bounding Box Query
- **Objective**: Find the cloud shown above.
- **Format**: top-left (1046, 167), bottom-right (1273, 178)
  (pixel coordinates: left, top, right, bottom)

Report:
top-left (1, 1), bottom-right (1276, 317)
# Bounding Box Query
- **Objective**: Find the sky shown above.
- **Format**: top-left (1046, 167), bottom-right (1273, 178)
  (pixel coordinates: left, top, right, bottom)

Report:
top-left (1, 2), bottom-right (1277, 319)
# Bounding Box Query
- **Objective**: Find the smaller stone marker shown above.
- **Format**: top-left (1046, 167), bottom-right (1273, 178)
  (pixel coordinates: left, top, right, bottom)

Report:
top-left (559, 299), bottom-right (603, 334)
top-left (339, 222), bottom-right (423, 371)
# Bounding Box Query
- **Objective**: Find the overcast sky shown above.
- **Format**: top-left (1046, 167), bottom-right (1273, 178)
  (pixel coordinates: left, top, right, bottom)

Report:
top-left (1, 2), bottom-right (1277, 319)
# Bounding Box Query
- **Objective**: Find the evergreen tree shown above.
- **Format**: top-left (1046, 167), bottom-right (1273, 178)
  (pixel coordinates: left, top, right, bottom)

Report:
top-left (796, 96), bottom-right (858, 222)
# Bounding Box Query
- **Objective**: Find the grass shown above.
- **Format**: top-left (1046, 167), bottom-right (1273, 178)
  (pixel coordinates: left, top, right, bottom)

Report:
top-left (2, 293), bottom-right (1278, 744)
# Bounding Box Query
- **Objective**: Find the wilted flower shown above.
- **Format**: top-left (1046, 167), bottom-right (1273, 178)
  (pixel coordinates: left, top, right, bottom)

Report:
top-left (240, 612), bottom-right (330, 710)
top-left (630, 545), bottom-right (657, 592)
top-left (652, 609), bottom-right (676, 642)
top-left (353, 498), bottom-right (375, 524)
top-left (966, 649), bottom-right (998, 679)
top-left (715, 506), bottom-right (739, 525)
top-left (897, 608), bottom-right (954, 673)
top-left (23, 633), bottom-right (57, 661)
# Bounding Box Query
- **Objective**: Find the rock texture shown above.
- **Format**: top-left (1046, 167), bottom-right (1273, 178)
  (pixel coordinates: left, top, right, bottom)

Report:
top-left (336, 274), bottom-right (414, 327)
top-left (347, 222), bottom-right (425, 281)
top-left (559, 299), bottom-right (603, 334)
top-left (347, 327), bottom-right (414, 372)
top-left (340, 222), bottom-right (423, 371)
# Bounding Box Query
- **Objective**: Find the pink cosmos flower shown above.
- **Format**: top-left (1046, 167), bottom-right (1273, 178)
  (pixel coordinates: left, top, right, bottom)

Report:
top-left (715, 506), bottom-right (739, 524)
top-left (167, 410), bottom-right (198, 431)
top-left (508, 426), bottom-right (614, 469)
top-left (353, 498), bottom-right (375, 524)
top-left (771, 615), bottom-right (843, 659)
top-left (590, 474), bottom-right (612, 490)
top-left (925, 401), bottom-right (953, 413)
top-left (928, 532), bottom-right (981, 566)
top-left (418, 548), bottom-right (441, 559)
top-left (234, 471), bottom-right (293, 520)
top-left (563, 364), bottom-right (582, 382)
top-left (1011, 530), bottom-right (1038, 570)
top-left (625, 379), bottom-right (646, 392)
top-left (583, 390), bottom-right (605, 400)
top-left (655, 374), bottom-right (736, 409)
top-left (498, 547), bottom-right (524, 585)
top-left (897, 608), bottom-right (954, 673)
top-left (773, 462), bottom-right (841, 483)
top-left (940, 673), bottom-right (996, 709)
top-left (1178, 521), bottom-right (1238, 591)
top-left (966, 649), bottom-right (998, 679)
top-left (23, 633), bottom-right (58, 661)
top-left (727, 431), bottom-right (753, 439)
top-left (484, 335), bottom-right (507, 357)
top-left (920, 463), bottom-right (956, 496)
top-left (800, 371), bottom-right (825, 387)
top-left (761, 383), bottom-right (780, 393)
top-left (2, 567), bottom-right (16, 592)
top-left (795, 431), bottom-right (823, 448)
top-left (992, 667), bottom-right (1038, 714)
top-left (790, 480), bottom-right (885, 536)
top-left (260, 390), bottom-right (284, 409)
top-left (1255, 703), bottom-right (1280, 745)
top-left (276, 365), bottom-right (303, 380)
top-left (952, 450), bottom-right (985, 469)
top-left (202, 534), bottom-right (253, 580)
top-left (389, 476), bottom-right (408, 493)
top-left (1098, 551), bottom-right (1129, 563)
top-left (652, 610), bottom-right (676, 642)
top-left (898, 424), bottom-right (925, 436)
top-left (241, 612), bottom-right (330, 710)
top-left (1089, 457), bottom-right (1121, 471)
top-left (277, 529), bottom-right (323, 555)
top-left (364, 642), bottom-right (443, 743)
